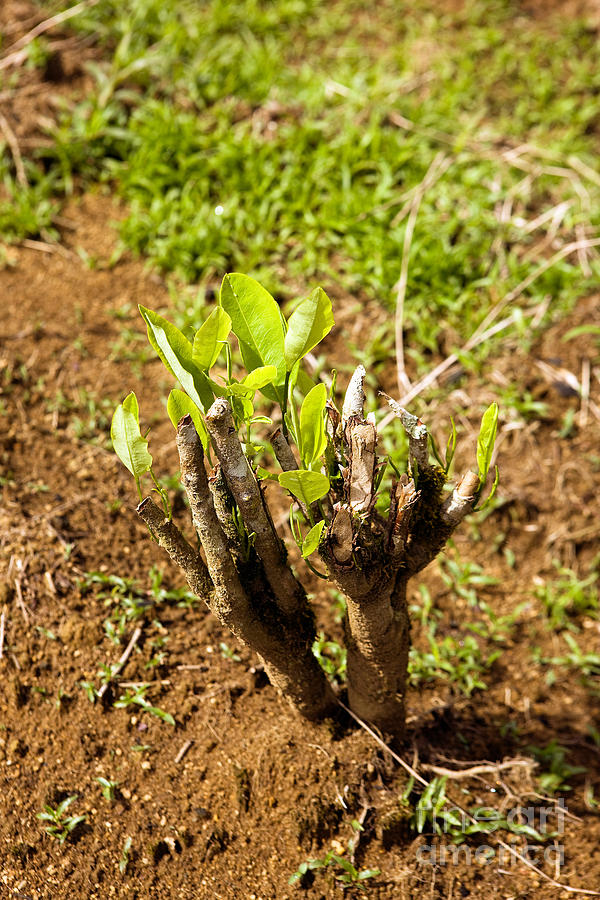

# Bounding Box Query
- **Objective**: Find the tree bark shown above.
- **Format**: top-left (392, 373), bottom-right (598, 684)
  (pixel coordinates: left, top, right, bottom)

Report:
top-left (139, 414), bottom-right (336, 722)
top-left (334, 565), bottom-right (410, 740)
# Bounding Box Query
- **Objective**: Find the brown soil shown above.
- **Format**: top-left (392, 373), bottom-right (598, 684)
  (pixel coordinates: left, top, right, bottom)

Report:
top-left (1, 4), bottom-right (600, 900)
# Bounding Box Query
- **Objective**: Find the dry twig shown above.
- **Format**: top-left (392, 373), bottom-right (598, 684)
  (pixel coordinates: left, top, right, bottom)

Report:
top-left (379, 235), bottom-right (600, 426)
top-left (338, 698), bottom-right (600, 897)
top-left (174, 740), bottom-right (194, 764)
top-left (394, 152), bottom-right (451, 396)
top-left (0, 0), bottom-right (99, 71)
top-left (98, 625), bottom-right (143, 699)
top-left (0, 112), bottom-right (27, 187)
top-left (422, 759), bottom-right (535, 780)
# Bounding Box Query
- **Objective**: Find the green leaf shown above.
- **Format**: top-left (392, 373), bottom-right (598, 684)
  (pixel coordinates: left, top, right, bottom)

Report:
top-left (139, 305), bottom-right (214, 411)
top-left (192, 306), bottom-right (231, 371)
top-left (301, 520), bottom-right (326, 558)
top-left (476, 402), bottom-right (499, 483)
top-left (167, 389), bottom-right (209, 449)
top-left (242, 365), bottom-right (278, 392)
top-left (279, 469), bottom-right (330, 507)
top-left (122, 390), bottom-right (139, 422)
top-left (226, 386), bottom-right (254, 423)
top-left (299, 382), bottom-right (327, 468)
top-left (284, 287), bottom-right (334, 371)
top-left (220, 274), bottom-right (286, 386)
top-left (445, 417), bottom-right (457, 471)
top-left (562, 324), bottom-right (600, 342)
top-left (111, 393), bottom-right (153, 478)
top-left (358, 868), bottom-right (381, 880)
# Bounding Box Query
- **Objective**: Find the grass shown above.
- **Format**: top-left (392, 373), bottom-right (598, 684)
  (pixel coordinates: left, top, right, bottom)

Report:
top-left (534, 562), bottom-right (599, 631)
top-left (2, 0), bottom-right (599, 379)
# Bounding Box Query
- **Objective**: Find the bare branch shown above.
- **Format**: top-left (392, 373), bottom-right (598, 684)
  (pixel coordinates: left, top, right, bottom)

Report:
top-left (271, 427), bottom-right (311, 520)
top-left (440, 470), bottom-right (479, 527)
top-left (209, 466), bottom-right (244, 555)
top-left (136, 497), bottom-right (212, 600)
top-left (176, 416), bottom-right (249, 622)
top-left (381, 392), bottom-right (429, 470)
top-left (348, 421), bottom-right (377, 513)
top-left (206, 399), bottom-right (306, 618)
top-left (342, 365), bottom-right (366, 427)
top-left (137, 427), bottom-right (334, 721)
top-left (98, 626), bottom-right (142, 699)
top-left (422, 758), bottom-right (536, 780)
top-left (271, 427), bottom-right (299, 472)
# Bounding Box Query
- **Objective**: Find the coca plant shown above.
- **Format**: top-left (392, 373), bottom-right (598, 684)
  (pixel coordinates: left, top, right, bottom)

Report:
top-left (111, 274), bottom-right (498, 741)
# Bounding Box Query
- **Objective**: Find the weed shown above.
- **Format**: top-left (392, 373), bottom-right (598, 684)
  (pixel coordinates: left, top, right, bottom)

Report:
top-left (405, 776), bottom-right (551, 845)
top-left (438, 553), bottom-right (500, 608)
top-left (312, 633), bottom-right (347, 684)
top-left (145, 635), bottom-right (169, 670)
top-left (408, 584), bottom-right (502, 695)
top-left (409, 630), bottom-right (500, 696)
top-left (290, 825), bottom-right (380, 890)
top-left (35, 625), bottom-right (57, 641)
top-left (527, 741), bottom-right (587, 795)
top-left (37, 795), bottom-right (87, 844)
top-left (113, 685), bottom-right (175, 725)
top-left (533, 634), bottom-right (600, 693)
top-left (79, 570), bottom-right (160, 644)
top-left (79, 680), bottom-right (100, 703)
top-left (119, 836), bottom-right (132, 874)
top-left (534, 562), bottom-right (598, 631)
top-left (97, 777), bottom-right (119, 801)
top-left (219, 642), bottom-right (241, 663)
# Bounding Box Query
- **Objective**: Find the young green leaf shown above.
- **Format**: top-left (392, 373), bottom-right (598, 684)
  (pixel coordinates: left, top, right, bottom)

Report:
top-left (446, 417), bottom-right (457, 472)
top-left (299, 382), bottom-right (327, 468)
top-left (279, 469), bottom-right (330, 507)
top-left (301, 520), bottom-right (326, 558)
top-left (139, 305), bottom-right (213, 411)
top-left (219, 274), bottom-right (286, 386)
top-left (111, 393), bottom-right (153, 478)
top-left (122, 390), bottom-right (139, 422)
top-left (284, 287), bottom-right (334, 371)
top-left (476, 402), bottom-right (499, 483)
top-left (167, 389), bottom-right (209, 449)
top-left (242, 365), bottom-right (278, 392)
top-left (192, 306), bottom-right (231, 371)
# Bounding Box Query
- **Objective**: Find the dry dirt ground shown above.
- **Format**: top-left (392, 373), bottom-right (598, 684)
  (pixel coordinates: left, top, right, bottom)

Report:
top-left (1, 3), bottom-right (600, 900)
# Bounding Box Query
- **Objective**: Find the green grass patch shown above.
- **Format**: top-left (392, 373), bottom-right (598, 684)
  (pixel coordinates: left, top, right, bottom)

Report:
top-left (3, 0), bottom-right (599, 371)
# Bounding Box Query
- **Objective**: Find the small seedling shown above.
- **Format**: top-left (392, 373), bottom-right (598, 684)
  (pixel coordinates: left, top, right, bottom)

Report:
top-left (289, 850), bottom-right (380, 890)
top-left (114, 686), bottom-right (175, 725)
top-left (119, 836), bottom-right (132, 874)
top-left (37, 795), bottom-right (87, 844)
top-left (409, 628), bottom-right (501, 696)
top-left (219, 642), bottom-right (241, 662)
top-left (527, 740), bottom-right (587, 795)
top-left (533, 635), bottom-right (600, 692)
top-left (312, 633), bottom-right (347, 684)
top-left (534, 563), bottom-right (598, 631)
top-left (79, 680), bottom-right (101, 703)
top-left (97, 777), bottom-right (119, 801)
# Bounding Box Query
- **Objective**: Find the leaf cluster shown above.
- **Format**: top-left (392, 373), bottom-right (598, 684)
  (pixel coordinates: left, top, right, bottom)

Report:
top-left (112, 273), bottom-right (335, 556)
top-left (37, 795), bottom-right (86, 844)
